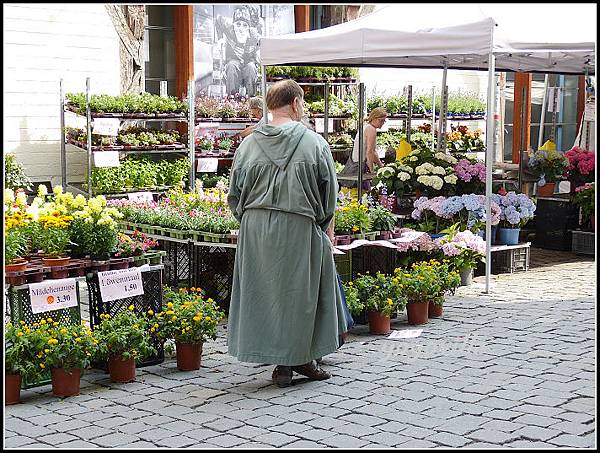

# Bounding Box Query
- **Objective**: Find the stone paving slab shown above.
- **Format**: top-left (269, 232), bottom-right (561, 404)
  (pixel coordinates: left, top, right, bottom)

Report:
top-left (5, 249), bottom-right (595, 448)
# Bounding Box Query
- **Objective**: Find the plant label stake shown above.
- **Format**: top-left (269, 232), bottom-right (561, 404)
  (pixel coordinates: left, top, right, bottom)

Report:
top-left (98, 268), bottom-right (144, 302)
top-left (30, 279), bottom-right (78, 314)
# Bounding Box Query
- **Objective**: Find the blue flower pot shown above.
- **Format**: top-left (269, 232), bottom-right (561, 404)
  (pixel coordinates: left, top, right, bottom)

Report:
top-left (480, 226), bottom-right (498, 243)
top-left (430, 233), bottom-right (447, 240)
top-left (497, 227), bottom-right (520, 245)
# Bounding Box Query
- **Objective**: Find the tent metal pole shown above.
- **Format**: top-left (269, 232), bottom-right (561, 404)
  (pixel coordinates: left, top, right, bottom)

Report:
top-left (431, 87), bottom-right (436, 152)
top-left (261, 65), bottom-right (268, 124)
top-left (436, 60), bottom-right (448, 153)
top-left (485, 53), bottom-right (496, 295)
top-left (357, 82), bottom-right (365, 202)
top-left (538, 74), bottom-right (549, 149)
top-left (406, 85), bottom-right (413, 144)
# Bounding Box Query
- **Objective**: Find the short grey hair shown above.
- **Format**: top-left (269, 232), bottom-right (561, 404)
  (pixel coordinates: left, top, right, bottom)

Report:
top-left (249, 97), bottom-right (263, 110)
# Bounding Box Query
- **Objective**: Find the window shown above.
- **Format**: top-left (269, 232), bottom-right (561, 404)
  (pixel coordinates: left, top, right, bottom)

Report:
top-left (144, 6), bottom-right (176, 96)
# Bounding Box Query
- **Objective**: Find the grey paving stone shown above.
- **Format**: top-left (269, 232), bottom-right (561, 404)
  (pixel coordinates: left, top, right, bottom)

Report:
top-left (320, 434), bottom-right (370, 448)
top-left (437, 414), bottom-right (488, 436)
top-left (4, 436), bottom-right (38, 448)
top-left (426, 431), bottom-right (472, 447)
top-left (555, 411), bottom-right (595, 424)
top-left (479, 419), bottom-right (524, 433)
top-left (68, 425), bottom-right (114, 440)
top-left (227, 425), bottom-right (271, 439)
top-left (126, 441), bottom-right (158, 448)
top-left (253, 431), bottom-right (299, 447)
top-left (154, 435), bottom-right (198, 448)
top-left (512, 413), bottom-right (562, 428)
top-left (332, 422), bottom-right (380, 438)
top-left (135, 427), bottom-right (178, 442)
top-left (40, 432), bottom-right (80, 445)
top-left (550, 420), bottom-right (595, 436)
top-left (306, 416), bottom-right (347, 430)
top-left (468, 428), bottom-right (520, 444)
top-left (548, 434), bottom-right (596, 448)
top-left (246, 414), bottom-right (287, 429)
top-left (285, 440), bottom-right (326, 448)
top-left (507, 440), bottom-right (557, 448)
top-left (185, 428), bottom-right (222, 442)
top-left (396, 439), bottom-right (439, 448)
top-left (95, 416), bottom-right (131, 429)
top-left (270, 421), bottom-right (313, 436)
top-left (56, 439), bottom-right (102, 448)
top-left (92, 432), bottom-right (141, 447)
top-left (514, 425), bottom-right (562, 441)
top-left (482, 409), bottom-right (524, 421)
top-left (299, 427), bottom-right (337, 441)
top-left (203, 434), bottom-right (247, 448)
top-left (279, 410), bottom-right (319, 424)
top-left (339, 413), bottom-right (388, 427)
top-left (361, 431), bottom-right (411, 447)
top-left (27, 412), bottom-right (73, 427)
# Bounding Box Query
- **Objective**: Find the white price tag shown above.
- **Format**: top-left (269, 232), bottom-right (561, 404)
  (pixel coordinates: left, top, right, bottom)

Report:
top-left (94, 151), bottom-right (120, 167)
top-left (98, 268), bottom-right (144, 302)
top-left (315, 118), bottom-right (334, 133)
top-left (389, 231), bottom-right (426, 243)
top-left (92, 118), bottom-right (120, 136)
top-left (30, 279), bottom-right (78, 314)
top-left (128, 192), bottom-right (153, 203)
top-left (197, 158), bottom-right (219, 172)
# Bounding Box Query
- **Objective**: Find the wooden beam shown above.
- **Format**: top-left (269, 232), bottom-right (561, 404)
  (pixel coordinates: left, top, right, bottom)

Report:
top-left (174, 5), bottom-right (194, 100)
top-left (512, 72), bottom-right (532, 163)
top-left (294, 5), bottom-right (310, 32)
top-left (576, 75), bottom-right (585, 132)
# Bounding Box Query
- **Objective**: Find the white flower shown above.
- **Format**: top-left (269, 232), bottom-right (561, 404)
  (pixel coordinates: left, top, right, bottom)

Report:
top-left (53, 185), bottom-right (63, 196)
top-left (15, 191), bottom-right (28, 207)
top-left (444, 174), bottom-right (458, 184)
top-left (73, 194), bottom-right (87, 209)
top-left (26, 203), bottom-right (40, 221)
top-left (37, 184), bottom-right (48, 197)
top-left (432, 166), bottom-right (446, 175)
top-left (398, 172), bottom-right (411, 181)
top-left (4, 188), bottom-right (15, 205)
top-left (431, 176), bottom-right (444, 190)
top-left (409, 156), bottom-right (418, 162)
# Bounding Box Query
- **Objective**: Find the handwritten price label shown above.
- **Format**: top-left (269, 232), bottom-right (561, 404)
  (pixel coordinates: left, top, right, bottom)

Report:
top-left (98, 268), bottom-right (144, 302)
top-left (30, 279), bottom-right (78, 314)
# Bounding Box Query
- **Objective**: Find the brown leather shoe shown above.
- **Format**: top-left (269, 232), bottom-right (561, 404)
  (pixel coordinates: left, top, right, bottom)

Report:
top-left (292, 361), bottom-right (331, 380)
top-left (272, 365), bottom-right (293, 388)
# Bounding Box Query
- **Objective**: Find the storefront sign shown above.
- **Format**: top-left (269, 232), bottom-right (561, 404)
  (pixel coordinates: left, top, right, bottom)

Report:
top-left (30, 279), bottom-right (78, 314)
top-left (92, 118), bottom-right (120, 136)
top-left (197, 158), bottom-right (219, 172)
top-left (94, 151), bottom-right (120, 167)
top-left (98, 268), bottom-right (144, 302)
top-left (128, 192), bottom-right (153, 203)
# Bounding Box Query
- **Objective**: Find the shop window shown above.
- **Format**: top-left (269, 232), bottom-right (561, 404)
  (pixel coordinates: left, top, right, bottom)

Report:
top-left (144, 6), bottom-right (176, 96)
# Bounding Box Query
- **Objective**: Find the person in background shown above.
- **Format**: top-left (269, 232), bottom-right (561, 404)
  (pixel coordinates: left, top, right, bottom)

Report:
top-left (236, 97), bottom-right (264, 139)
top-left (227, 79), bottom-right (347, 388)
top-left (338, 107), bottom-right (387, 189)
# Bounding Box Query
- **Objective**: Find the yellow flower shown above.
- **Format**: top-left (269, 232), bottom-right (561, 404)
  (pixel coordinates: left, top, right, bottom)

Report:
top-left (17, 332), bottom-right (23, 337)
top-left (19, 320), bottom-right (25, 325)
top-left (37, 352), bottom-right (44, 358)
top-left (147, 309), bottom-right (154, 316)
top-left (60, 328), bottom-right (67, 334)
top-left (128, 305), bottom-right (135, 311)
top-left (40, 319), bottom-right (47, 325)
top-left (193, 316), bottom-right (201, 322)
top-left (172, 316), bottom-right (177, 321)
top-left (205, 316), bottom-right (211, 322)
top-left (167, 302), bottom-right (174, 308)
top-left (75, 337), bottom-right (81, 342)
top-left (44, 349), bottom-right (50, 353)
top-left (40, 364), bottom-right (45, 369)
top-left (166, 310), bottom-right (175, 316)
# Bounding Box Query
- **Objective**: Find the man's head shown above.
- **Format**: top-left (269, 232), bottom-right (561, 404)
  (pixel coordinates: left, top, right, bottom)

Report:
top-left (266, 80), bottom-right (305, 121)
top-left (233, 6), bottom-right (251, 44)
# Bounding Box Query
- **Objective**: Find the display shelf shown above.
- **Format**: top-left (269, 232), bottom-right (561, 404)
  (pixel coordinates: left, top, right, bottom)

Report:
top-left (66, 182), bottom-right (174, 199)
top-left (60, 78), bottom-right (196, 198)
top-left (195, 116), bottom-right (259, 123)
top-left (66, 137), bottom-right (187, 153)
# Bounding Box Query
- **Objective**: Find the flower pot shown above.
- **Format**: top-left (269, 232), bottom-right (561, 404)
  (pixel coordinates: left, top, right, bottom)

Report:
top-left (109, 260), bottom-right (129, 270)
top-left (335, 235), bottom-right (352, 246)
top-left (460, 268), bottom-right (473, 286)
top-left (5, 373), bottom-right (22, 405)
top-left (537, 182), bottom-right (556, 197)
top-left (392, 230), bottom-right (404, 239)
top-left (491, 226), bottom-right (498, 244)
top-left (5, 259), bottom-right (28, 273)
top-left (176, 342), bottom-right (203, 371)
top-left (430, 233), bottom-right (447, 240)
top-left (108, 356), bottom-right (136, 383)
top-left (51, 368), bottom-right (81, 397)
top-left (42, 256), bottom-right (70, 267)
top-left (377, 231), bottom-right (392, 240)
top-left (428, 301), bottom-right (443, 318)
top-left (497, 228), bottom-right (521, 246)
top-left (406, 300), bottom-right (429, 325)
top-left (368, 311), bottom-right (391, 335)
top-left (92, 260), bottom-right (110, 272)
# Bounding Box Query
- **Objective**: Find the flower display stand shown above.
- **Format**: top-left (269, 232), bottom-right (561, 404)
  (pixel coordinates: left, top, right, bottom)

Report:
top-left (571, 230), bottom-right (595, 255)
top-left (4, 282), bottom-right (82, 389)
top-left (86, 266), bottom-right (165, 370)
top-left (474, 242), bottom-right (531, 275)
top-left (534, 196), bottom-right (579, 251)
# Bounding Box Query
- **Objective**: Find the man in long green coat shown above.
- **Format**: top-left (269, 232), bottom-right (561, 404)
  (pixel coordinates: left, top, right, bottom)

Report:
top-left (227, 80), bottom-right (347, 387)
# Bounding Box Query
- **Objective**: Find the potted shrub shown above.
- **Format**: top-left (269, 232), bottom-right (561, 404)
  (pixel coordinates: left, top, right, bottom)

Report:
top-left (35, 211), bottom-right (74, 276)
top-left (153, 287), bottom-right (224, 371)
top-left (491, 192), bottom-right (536, 245)
top-left (373, 162), bottom-right (414, 204)
top-left (427, 260), bottom-right (461, 318)
top-left (395, 259), bottom-right (447, 325)
top-left (93, 307), bottom-right (155, 383)
top-left (5, 321), bottom-right (41, 405)
top-left (573, 182), bottom-right (595, 231)
top-left (364, 272), bottom-right (406, 334)
top-left (38, 321), bottom-right (97, 397)
top-left (341, 281), bottom-right (365, 322)
top-left (368, 205), bottom-right (396, 240)
top-left (527, 148), bottom-right (569, 197)
top-left (436, 227), bottom-right (486, 286)
top-left (564, 146), bottom-right (595, 188)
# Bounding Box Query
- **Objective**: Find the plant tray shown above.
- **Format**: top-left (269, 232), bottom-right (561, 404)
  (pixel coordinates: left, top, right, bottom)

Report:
top-left (65, 104), bottom-right (187, 119)
top-left (571, 230), bottom-right (595, 255)
top-left (66, 137), bottom-right (186, 152)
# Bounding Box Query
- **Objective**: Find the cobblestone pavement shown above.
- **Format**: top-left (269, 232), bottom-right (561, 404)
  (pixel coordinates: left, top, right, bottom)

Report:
top-left (5, 249), bottom-right (596, 449)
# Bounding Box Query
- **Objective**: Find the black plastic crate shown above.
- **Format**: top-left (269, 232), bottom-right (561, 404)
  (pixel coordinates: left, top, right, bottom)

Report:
top-left (191, 243), bottom-right (236, 314)
top-left (571, 231), bottom-right (595, 255)
top-left (334, 251), bottom-right (353, 284)
top-left (534, 197), bottom-right (579, 251)
top-left (5, 283), bottom-right (82, 389)
top-left (351, 246), bottom-right (397, 279)
top-left (492, 245), bottom-right (530, 274)
top-left (158, 238), bottom-right (193, 288)
top-left (86, 267), bottom-right (164, 369)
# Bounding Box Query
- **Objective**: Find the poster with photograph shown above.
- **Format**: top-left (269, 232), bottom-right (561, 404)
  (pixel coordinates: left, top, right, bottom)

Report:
top-left (193, 5), bottom-right (294, 98)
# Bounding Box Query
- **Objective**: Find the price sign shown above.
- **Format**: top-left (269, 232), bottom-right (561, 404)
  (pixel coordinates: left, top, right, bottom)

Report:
top-left (315, 118), bottom-right (334, 133)
top-left (98, 268), bottom-right (144, 302)
top-left (92, 118), bottom-right (120, 136)
top-left (30, 278), bottom-right (78, 314)
top-left (389, 231), bottom-right (426, 243)
top-left (94, 151), bottom-right (120, 167)
top-left (197, 158), bottom-right (219, 173)
top-left (128, 192), bottom-right (154, 203)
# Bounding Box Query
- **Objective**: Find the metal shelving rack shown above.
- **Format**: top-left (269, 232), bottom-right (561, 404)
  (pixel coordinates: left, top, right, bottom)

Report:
top-left (60, 78), bottom-right (196, 198)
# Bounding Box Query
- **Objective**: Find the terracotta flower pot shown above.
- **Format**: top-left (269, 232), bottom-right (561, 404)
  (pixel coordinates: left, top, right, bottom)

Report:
top-left (428, 301), bottom-right (443, 318)
top-left (176, 342), bottom-right (203, 371)
top-left (42, 256), bottom-right (71, 267)
top-left (51, 368), bottom-right (81, 397)
top-left (109, 260), bottom-right (129, 270)
top-left (536, 182), bottom-right (556, 197)
top-left (368, 311), bottom-right (391, 335)
top-left (5, 259), bottom-right (28, 273)
top-left (5, 373), bottom-right (22, 405)
top-left (108, 356), bottom-right (136, 383)
top-left (407, 300), bottom-right (429, 325)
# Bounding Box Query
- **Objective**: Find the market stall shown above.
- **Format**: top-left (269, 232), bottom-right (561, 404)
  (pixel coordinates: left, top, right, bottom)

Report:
top-left (259, 3), bottom-right (595, 293)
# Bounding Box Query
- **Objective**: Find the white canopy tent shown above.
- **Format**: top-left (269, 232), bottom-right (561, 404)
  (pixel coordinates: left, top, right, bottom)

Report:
top-left (259, 4), bottom-right (596, 294)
